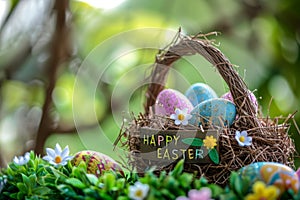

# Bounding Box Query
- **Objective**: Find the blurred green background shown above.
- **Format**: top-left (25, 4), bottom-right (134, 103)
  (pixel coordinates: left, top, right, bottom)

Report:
top-left (0, 0), bottom-right (299, 168)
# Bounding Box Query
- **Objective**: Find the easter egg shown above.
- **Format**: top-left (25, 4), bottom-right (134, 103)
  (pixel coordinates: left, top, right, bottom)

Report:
top-left (221, 90), bottom-right (258, 114)
top-left (189, 98), bottom-right (236, 127)
top-left (71, 151), bottom-right (124, 177)
top-left (238, 162), bottom-right (299, 194)
top-left (297, 168), bottom-right (300, 181)
top-left (155, 89), bottom-right (194, 116)
top-left (185, 83), bottom-right (218, 107)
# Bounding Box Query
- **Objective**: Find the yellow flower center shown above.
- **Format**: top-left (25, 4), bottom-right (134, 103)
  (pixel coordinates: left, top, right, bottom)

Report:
top-left (203, 136), bottom-right (217, 149)
top-left (239, 136), bottom-right (245, 142)
top-left (178, 114), bottom-right (185, 121)
top-left (135, 189), bottom-right (143, 197)
top-left (55, 156), bottom-right (62, 164)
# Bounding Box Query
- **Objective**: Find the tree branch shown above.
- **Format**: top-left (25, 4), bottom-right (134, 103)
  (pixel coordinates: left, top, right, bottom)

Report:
top-left (34, 0), bottom-right (70, 154)
top-left (0, 151), bottom-right (5, 168)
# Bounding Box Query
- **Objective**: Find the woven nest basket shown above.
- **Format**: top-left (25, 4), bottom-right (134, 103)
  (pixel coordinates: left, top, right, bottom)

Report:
top-left (116, 31), bottom-right (296, 185)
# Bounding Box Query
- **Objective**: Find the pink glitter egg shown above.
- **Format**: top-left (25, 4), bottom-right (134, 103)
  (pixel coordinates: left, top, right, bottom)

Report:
top-left (221, 90), bottom-right (258, 114)
top-left (155, 89), bottom-right (194, 116)
top-left (297, 168), bottom-right (300, 181)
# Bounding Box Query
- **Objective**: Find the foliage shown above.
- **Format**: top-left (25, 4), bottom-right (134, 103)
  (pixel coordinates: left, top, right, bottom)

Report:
top-left (0, 152), bottom-right (299, 200)
top-left (0, 0), bottom-right (299, 169)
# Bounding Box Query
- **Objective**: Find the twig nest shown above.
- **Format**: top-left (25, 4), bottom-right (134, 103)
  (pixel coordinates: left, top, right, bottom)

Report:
top-left (119, 32), bottom-right (296, 186)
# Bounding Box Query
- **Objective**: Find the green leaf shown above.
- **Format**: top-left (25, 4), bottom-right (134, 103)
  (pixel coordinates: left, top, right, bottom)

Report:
top-left (57, 184), bottom-right (77, 196)
top-left (17, 183), bottom-right (27, 193)
top-left (219, 192), bottom-right (239, 200)
top-left (170, 159), bottom-right (184, 177)
top-left (6, 166), bottom-right (15, 176)
top-left (241, 176), bottom-right (251, 195)
top-left (164, 176), bottom-right (179, 189)
top-left (37, 165), bottom-right (46, 175)
top-left (117, 196), bottom-right (129, 200)
top-left (200, 177), bottom-right (208, 186)
top-left (17, 192), bottom-right (24, 200)
top-left (103, 173), bottom-right (116, 191)
top-left (32, 186), bottom-right (52, 196)
top-left (158, 171), bottom-right (167, 182)
top-left (229, 171), bottom-right (246, 198)
top-left (28, 174), bottom-right (37, 187)
top-left (72, 167), bottom-right (82, 179)
top-left (234, 175), bottom-right (243, 197)
top-left (178, 173), bottom-right (193, 188)
top-left (229, 172), bottom-right (238, 189)
top-left (27, 159), bottom-right (34, 169)
top-left (8, 193), bottom-right (18, 199)
top-left (182, 138), bottom-right (203, 147)
top-left (161, 188), bottom-right (176, 199)
top-left (9, 164), bottom-right (19, 172)
top-left (41, 174), bottom-right (57, 186)
top-left (193, 179), bottom-right (201, 189)
top-left (208, 184), bottom-right (224, 197)
top-left (50, 167), bottom-right (68, 181)
top-left (86, 174), bottom-right (98, 185)
top-left (116, 178), bottom-right (126, 190)
top-left (83, 188), bottom-right (99, 198)
top-left (21, 174), bottom-right (30, 188)
top-left (208, 148), bottom-right (219, 164)
top-left (65, 178), bottom-right (86, 189)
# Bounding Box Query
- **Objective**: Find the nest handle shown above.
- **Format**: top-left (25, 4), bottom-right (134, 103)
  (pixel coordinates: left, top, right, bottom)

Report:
top-left (144, 34), bottom-right (261, 128)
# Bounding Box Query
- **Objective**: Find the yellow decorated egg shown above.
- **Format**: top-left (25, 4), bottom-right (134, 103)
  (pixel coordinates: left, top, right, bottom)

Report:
top-left (71, 150), bottom-right (124, 177)
top-left (238, 162), bottom-right (299, 195)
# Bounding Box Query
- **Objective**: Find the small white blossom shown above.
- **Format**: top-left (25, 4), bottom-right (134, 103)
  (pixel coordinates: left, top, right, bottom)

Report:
top-left (13, 152), bottom-right (30, 166)
top-left (43, 143), bottom-right (73, 167)
top-left (235, 131), bottom-right (252, 147)
top-left (129, 181), bottom-right (149, 200)
top-left (0, 177), bottom-right (7, 193)
top-left (170, 108), bottom-right (192, 126)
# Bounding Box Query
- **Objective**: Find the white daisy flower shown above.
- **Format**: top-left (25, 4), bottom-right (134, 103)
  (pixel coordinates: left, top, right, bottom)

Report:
top-left (13, 152), bottom-right (30, 166)
top-left (0, 177), bottom-right (7, 193)
top-left (129, 181), bottom-right (149, 200)
top-left (170, 108), bottom-right (192, 126)
top-left (43, 143), bottom-right (73, 167)
top-left (235, 130), bottom-right (252, 147)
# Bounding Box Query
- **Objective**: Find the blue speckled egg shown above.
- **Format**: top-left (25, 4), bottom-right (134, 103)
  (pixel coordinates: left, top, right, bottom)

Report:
top-left (238, 162), bottom-right (299, 195)
top-left (185, 83), bottom-right (218, 107)
top-left (189, 98), bottom-right (236, 127)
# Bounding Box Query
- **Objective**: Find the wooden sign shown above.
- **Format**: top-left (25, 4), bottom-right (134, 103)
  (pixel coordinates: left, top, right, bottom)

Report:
top-left (139, 127), bottom-right (220, 164)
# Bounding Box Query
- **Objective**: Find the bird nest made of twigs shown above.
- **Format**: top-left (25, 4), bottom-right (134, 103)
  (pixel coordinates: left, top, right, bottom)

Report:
top-left (114, 31), bottom-right (296, 185)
